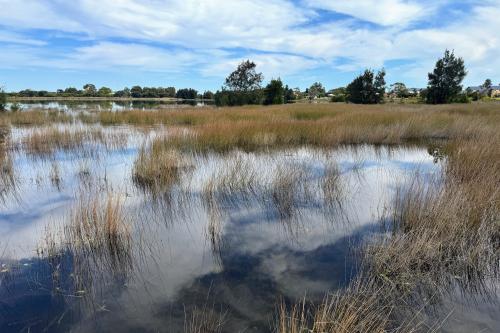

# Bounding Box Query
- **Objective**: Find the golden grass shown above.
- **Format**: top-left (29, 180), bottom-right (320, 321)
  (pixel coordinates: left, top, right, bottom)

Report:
top-left (37, 191), bottom-right (132, 300)
top-left (22, 126), bottom-right (127, 157)
top-left (132, 141), bottom-right (190, 194)
top-left (184, 303), bottom-right (227, 333)
top-left (276, 276), bottom-right (422, 333)
top-left (0, 109), bottom-right (73, 126)
top-left (109, 103), bottom-right (498, 152)
top-left (369, 134), bottom-right (500, 297)
top-left (0, 124), bottom-right (16, 204)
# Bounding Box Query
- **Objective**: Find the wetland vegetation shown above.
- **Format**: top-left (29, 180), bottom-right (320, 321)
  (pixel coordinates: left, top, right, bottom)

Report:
top-left (0, 102), bottom-right (499, 332)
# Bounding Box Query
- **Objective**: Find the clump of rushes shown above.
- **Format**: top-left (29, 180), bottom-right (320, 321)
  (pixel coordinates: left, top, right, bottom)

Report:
top-left (37, 190), bottom-right (133, 305)
top-left (0, 124), bottom-right (16, 204)
top-left (132, 141), bottom-right (190, 194)
top-left (66, 191), bottom-right (132, 271)
top-left (184, 302), bottom-right (227, 333)
top-left (276, 276), bottom-right (420, 333)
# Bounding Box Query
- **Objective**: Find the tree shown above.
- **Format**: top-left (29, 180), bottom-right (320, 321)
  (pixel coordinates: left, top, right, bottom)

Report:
top-left (284, 85), bottom-right (295, 103)
top-left (97, 86), bottom-right (113, 97)
top-left (202, 91), bottom-right (214, 100)
top-left (482, 79), bottom-right (492, 97)
top-left (224, 60), bottom-right (263, 91)
top-left (83, 84), bottom-right (97, 96)
top-left (114, 87), bottom-right (131, 98)
top-left (64, 87), bottom-right (79, 95)
top-left (176, 88), bottom-right (198, 100)
top-left (0, 88), bottom-right (7, 111)
top-left (346, 69), bottom-right (386, 104)
top-left (308, 82), bottom-right (326, 100)
top-left (263, 78), bottom-right (285, 105)
top-left (426, 50), bottom-right (466, 104)
top-left (390, 82), bottom-right (410, 98)
top-left (330, 87), bottom-right (347, 102)
top-left (130, 86), bottom-right (143, 98)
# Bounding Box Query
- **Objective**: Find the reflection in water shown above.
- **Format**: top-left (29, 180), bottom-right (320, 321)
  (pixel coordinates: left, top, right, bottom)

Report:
top-left (0, 125), bottom-right (496, 332)
top-left (8, 100), bottom-right (213, 112)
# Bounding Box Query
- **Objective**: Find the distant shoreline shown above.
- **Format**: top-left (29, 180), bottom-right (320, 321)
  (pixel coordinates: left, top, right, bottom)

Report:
top-left (7, 97), bottom-right (214, 102)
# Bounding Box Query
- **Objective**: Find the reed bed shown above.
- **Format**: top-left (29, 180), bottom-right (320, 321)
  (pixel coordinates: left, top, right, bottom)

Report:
top-left (0, 125), bottom-right (16, 204)
top-left (0, 109), bottom-right (73, 126)
top-left (22, 126), bottom-right (127, 157)
top-left (106, 103), bottom-right (497, 153)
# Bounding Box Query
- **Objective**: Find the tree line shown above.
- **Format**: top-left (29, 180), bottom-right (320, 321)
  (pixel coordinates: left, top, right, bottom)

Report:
top-left (214, 50), bottom-right (494, 106)
top-left (6, 84), bottom-right (214, 100)
top-left (1, 50), bottom-right (497, 111)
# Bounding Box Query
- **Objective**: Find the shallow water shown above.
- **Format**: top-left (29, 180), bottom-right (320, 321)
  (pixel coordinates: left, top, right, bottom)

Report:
top-left (0, 125), bottom-right (496, 332)
top-left (7, 100), bottom-right (213, 112)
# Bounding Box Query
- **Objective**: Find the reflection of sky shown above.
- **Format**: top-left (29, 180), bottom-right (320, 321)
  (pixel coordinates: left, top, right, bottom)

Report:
top-left (0, 134), bottom-right (443, 332)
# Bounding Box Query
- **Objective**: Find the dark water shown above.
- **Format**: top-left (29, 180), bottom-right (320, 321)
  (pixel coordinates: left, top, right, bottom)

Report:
top-left (0, 125), bottom-right (497, 332)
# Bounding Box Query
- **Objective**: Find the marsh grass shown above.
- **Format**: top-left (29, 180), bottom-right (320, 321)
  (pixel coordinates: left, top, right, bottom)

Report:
top-left (183, 298), bottom-right (228, 333)
top-left (38, 190), bottom-right (133, 306)
top-left (83, 103), bottom-right (500, 152)
top-left (274, 118), bottom-right (499, 332)
top-left (0, 126), bottom-right (16, 204)
top-left (271, 165), bottom-right (308, 220)
top-left (22, 126), bottom-right (128, 158)
top-left (276, 276), bottom-right (423, 333)
top-left (132, 141), bottom-right (191, 195)
top-left (1, 109), bottom-right (73, 126)
top-left (376, 137), bottom-right (498, 289)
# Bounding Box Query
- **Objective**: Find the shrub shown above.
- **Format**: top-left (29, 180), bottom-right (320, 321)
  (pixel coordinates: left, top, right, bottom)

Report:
top-left (214, 90), bottom-right (263, 107)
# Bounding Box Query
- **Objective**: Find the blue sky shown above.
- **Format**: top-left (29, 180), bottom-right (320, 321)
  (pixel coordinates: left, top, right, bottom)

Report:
top-left (0, 0), bottom-right (498, 92)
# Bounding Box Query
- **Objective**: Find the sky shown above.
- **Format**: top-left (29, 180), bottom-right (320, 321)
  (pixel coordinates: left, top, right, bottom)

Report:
top-left (0, 0), bottom-right (499, 92)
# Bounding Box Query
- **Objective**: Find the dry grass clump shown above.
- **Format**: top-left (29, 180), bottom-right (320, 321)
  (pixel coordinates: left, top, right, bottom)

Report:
top-left (184, 302), bottom-right (228, 333)
top-left (37, 191), bottom-right (133, 300)
top-left (67, 192), bottom-right (131, 265)
top-left (276, 276), bottom-right (421, 333)
top-left (271, 166), bottom-right (308, 219)
top-left (0, 124), bottom-right (16, 204)
top-left (132, 141), bottom-right (190, 194)
top-left (202, 153), bottom-right (258, 206)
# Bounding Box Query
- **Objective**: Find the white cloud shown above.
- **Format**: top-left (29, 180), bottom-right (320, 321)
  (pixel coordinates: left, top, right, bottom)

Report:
top-left (305, 0), bottom-right (427, 26)
top-left (0, 0), bottom-right (499, 87)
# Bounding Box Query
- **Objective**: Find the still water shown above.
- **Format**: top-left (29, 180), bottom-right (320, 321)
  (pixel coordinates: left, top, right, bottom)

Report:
top-left (0, 125), bottom-right (497, 332)
top-left (7, 100), bottom-right (213, 112)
